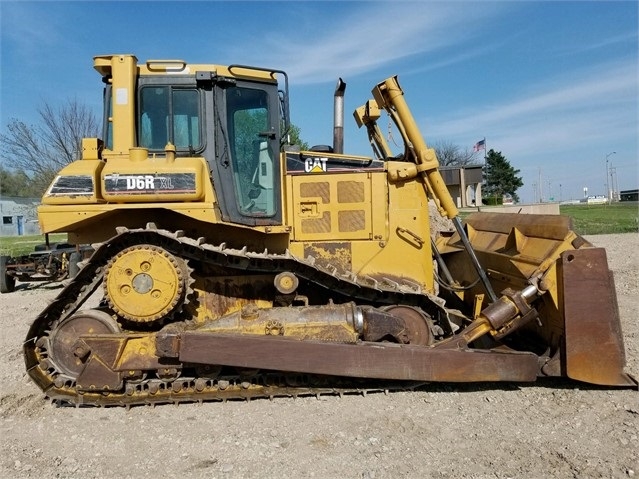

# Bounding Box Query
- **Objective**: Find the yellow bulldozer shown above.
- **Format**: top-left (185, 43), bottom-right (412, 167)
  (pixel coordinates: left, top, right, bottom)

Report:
top-left (24, 54), bottom-right (635, 406)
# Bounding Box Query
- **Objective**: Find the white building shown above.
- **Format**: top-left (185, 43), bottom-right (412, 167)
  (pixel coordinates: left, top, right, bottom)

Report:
top-left (0, 197), bottom-right (41, 236)
top-left (440, 165), bottom-right (483, 208)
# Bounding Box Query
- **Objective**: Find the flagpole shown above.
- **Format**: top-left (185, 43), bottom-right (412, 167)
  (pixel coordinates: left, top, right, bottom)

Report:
top-left (483, 137), bottom-right (487, 162)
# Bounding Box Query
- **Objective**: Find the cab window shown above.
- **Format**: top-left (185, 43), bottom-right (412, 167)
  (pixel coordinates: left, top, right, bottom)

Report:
top-left (139, 87), bottom-right (201, 151)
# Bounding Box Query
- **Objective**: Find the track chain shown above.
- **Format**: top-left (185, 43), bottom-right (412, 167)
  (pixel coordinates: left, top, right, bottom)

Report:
top-left (24, 225), bottom-right (441, 407)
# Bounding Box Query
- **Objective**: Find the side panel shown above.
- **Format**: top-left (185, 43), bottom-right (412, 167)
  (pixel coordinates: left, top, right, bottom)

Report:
top-left (42, 160), bottom-right (105, 205)
top-left (290, 171), bottom-right (381, 242)
top-left (285, 165), bottom-right (435, 292)
top-left (101, 157), bottom-right (206, 202)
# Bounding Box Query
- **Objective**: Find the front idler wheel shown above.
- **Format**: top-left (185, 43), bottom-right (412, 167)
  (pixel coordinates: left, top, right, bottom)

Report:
top-left (47, 309), bottom-right (121, 379)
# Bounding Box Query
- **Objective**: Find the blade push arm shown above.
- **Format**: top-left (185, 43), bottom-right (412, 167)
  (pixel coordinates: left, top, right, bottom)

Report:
top-left (372, 76), bottom-right (459, 221)
top-left (368, 76), bottom-right (498, 303)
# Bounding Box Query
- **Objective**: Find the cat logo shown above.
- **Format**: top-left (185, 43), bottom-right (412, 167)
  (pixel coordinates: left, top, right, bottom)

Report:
top-left (304, 157), bottom-right (328, 173)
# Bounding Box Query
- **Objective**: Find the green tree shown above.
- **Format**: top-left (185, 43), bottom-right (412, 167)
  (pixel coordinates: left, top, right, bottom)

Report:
top-left (0, 99), bottom-right (99, 196)
top-left (482, 149), bottom-right (523, 203)
top-left (0, 166), bottom-right (42, 197)
top-left (284, 123), bottom-right (309, 151)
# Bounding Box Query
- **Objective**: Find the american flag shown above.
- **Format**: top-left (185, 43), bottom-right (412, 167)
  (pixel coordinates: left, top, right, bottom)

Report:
top-left (473, 139), bottom-right (485, 152)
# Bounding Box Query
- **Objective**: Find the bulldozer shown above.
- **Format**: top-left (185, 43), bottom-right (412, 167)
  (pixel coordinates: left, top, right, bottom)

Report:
top-left (24, 54), bottom-right (636, 407)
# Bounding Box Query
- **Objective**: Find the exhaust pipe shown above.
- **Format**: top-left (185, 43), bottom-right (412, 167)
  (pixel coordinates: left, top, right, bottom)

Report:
top-left (333, 78), bottom-right (346, 154)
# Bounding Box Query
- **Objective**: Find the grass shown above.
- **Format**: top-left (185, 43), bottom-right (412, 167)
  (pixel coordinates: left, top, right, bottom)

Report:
top-left (559, 202), bottom-right (638, 235)
top-left (0, 233), bottom-right (68, 257)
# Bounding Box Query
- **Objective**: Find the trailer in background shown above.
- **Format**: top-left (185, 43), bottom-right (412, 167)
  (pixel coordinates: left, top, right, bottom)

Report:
top-left (0, 243), bottom-right (93, 293)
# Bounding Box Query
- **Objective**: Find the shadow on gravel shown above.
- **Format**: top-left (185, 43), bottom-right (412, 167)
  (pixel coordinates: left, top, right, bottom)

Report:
top-left (42, 376), bottom-right (638, 410)
top-left (413, 376), bottom-right (638, 394)
top-left (11, 281), bottom-right (65, 293)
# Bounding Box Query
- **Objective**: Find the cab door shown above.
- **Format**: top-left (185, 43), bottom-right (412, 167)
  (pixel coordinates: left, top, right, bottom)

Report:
top-left (212, 81), bottom-right (282, 226)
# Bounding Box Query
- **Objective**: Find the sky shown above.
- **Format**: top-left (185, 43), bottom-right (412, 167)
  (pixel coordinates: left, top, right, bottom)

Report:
top-left (1, 0), bottom-right (637, 203)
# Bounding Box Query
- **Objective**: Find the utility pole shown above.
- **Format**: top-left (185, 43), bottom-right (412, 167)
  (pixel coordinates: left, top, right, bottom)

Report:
top-left (605, 151), bottom-right (616, 202)
top-left (610, 166), bottom-right (618, 202)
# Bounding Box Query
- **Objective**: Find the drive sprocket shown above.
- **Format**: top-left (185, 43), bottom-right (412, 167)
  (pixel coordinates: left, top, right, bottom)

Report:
top-left (104, 244), bottom-right (190, 323)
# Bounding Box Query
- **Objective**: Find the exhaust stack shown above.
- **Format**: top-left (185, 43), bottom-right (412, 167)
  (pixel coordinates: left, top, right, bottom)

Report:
top-left (333, 78), bottom-right (346, 154)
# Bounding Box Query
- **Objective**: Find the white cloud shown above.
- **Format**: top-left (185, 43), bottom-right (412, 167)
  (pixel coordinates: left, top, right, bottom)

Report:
top-left (428, 60), bottom-right (637, 155)
top-left (555, 31), bottom-right (638, 56)
top-left (418, 56), bottom-right (637, 200)
top-left (232, 2), bottom-right (509, 84)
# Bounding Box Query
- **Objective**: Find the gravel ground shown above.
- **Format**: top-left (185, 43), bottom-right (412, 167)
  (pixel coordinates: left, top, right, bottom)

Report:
top-left (1, 233), bottom-right (637, 479)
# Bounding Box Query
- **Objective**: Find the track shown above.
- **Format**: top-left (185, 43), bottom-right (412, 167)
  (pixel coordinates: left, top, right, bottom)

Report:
top-left (23, 224), bottom-right (445, 407)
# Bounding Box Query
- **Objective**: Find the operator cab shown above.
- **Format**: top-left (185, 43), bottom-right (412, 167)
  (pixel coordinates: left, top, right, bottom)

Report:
top-left (99, 56), bottom-right (287, 227)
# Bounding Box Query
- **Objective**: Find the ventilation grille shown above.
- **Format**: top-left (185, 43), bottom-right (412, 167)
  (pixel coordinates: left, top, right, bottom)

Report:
top-left (302, 212), bottom-right (331, 234)
top-left (337, 181), bottom-right (365, 203)
top-left (300, 182), bottom-right (330, 203)
top-left (338, 210), bottom-right (365, 232)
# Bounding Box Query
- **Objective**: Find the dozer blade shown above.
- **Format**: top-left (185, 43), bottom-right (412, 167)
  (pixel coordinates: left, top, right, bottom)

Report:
top-left (561, 247), bottom-right (636, 386)
top-left (447, 212), bottom-right (636, 387)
